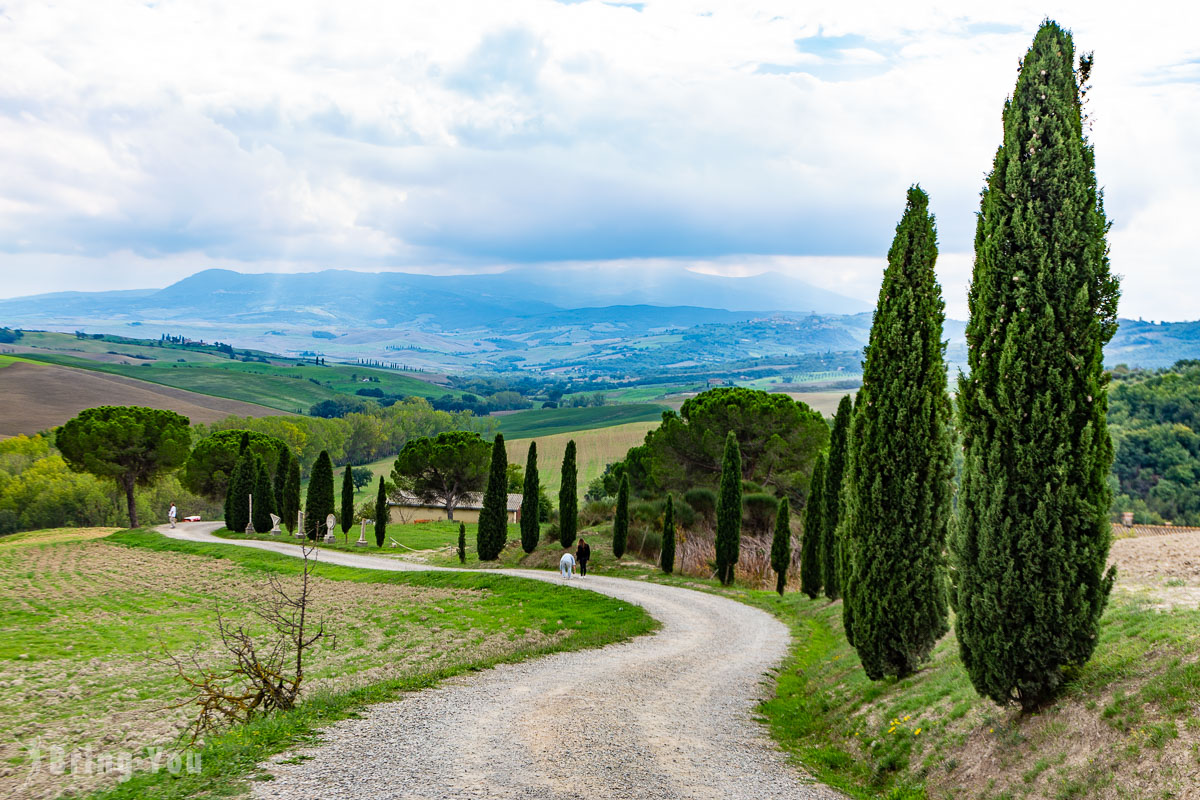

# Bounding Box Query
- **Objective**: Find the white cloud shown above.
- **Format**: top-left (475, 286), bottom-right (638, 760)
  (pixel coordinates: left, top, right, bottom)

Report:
top-left (0, 0), bottom-right (1196, 319)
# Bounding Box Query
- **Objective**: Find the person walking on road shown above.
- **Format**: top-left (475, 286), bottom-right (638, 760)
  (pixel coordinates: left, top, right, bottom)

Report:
top-left (576, 537), bottom-right (591, 577)
top-left (168, 502), bottom-right (177, 529)
top-left (558, 548), bottom-right (576, 580)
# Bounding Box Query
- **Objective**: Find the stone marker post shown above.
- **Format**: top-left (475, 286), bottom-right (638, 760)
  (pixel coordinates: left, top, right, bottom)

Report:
top-left (356, 519), bottom-right (370, 547)
top-left (295, 510), bottom-right (306, 539)
top-left (324, 513), bottom-right (337, 543)
top-left (269, 513), bottom-right (281, 534)
top-left (245, 493), bottom-right (255, 535)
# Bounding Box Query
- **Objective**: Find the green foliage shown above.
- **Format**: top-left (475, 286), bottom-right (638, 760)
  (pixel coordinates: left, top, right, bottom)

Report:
top-left (660, 494), bottom-right (675, 574)
top-left (56, 405), bottom-right (191, 527)
top-left (341, 465), bottom-right (355, 534)
top-left (954, 21), bottom-right (1119, 710)
top-left (559, 440), bottom-right (578, 548)
top-left (181, 429), bottom-right (286, 501)
top-left (458, 521), bottom-right (467, 563)
top-left (374, 476), bottom-right (387, 547)
top-left (199, 397), bottom-right (483, 476)
top-left (521, 442), bottom-right (540, 554)
top-left (252, 457), bottom-right (274, 533)
top-left (715, 431), bottom-right (743, 585)
top-left (645, 388), bottom-right (829, 504)
top-left (1109, 361), bottom-right (1200, 525)
top-left (283, 456), bottom-right (301, 533)
top-left (801, 453), bottom-right (826, 599)
top-left (476, 434), bottom-right (509, 560)
top-left (225, 451), bottom-right (254, 533)
top-left (842, 186), bottom-right (953, 680)
top-left (612, 473), bottom-right (630, 559)
top-left (304, 450), bottom-right (335, 540)
top-left (684, 487), bottom-right (716, 522)
top-left (392, 430), bottom-right (490, 521)
top-left (495, 404), bottom-right (664, 439)
top-left (273, 444), bottom-right (291, 513)
top-left (823, 396), bottom-right (852, 600)
top-left (771, 497), bottom-right (791, 595)
top-left (743, 492), bottom-right (779, 536)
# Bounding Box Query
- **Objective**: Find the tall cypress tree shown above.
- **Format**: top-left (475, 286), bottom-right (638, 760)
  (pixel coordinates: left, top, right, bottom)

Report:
top-left (458, 522), bottom-right (467, 563)
top-left (274, 446), bottom-right (292, 518)
top-left (842, 186), bottom-right (953, 679)
top-left (225, 451), bottom-right (254, 533)
top-left (660, 494), bottom-right (675, 574)
top-left (305, 450), bottom-right (335, 540)
top-left (800, 453), bottom-right (826, 599)
top-left (715, 431), bottom-right (742, 586)
top-left (375, 476), bottom-right (387, 548)
top-left (559, 440), bottom-right (578, 548)
top-left (283, 456), bottom-right (301, 533)
top-left (771, 497), bottom-right (792, 596)
top-left (822, 396), bottom-right (852, 599)
top-left (954, 21), bottom-right (1119, 709)
top-left (252, 456), bottom-right (274, 533)
top-left (520, 442), bottom-right (540, 554)
top-left (612, 473), bottom-right (630, 559)
top-left (477, 434), bottom-right (509, 560)
top-left (341, 466), bottom-right (355, 537)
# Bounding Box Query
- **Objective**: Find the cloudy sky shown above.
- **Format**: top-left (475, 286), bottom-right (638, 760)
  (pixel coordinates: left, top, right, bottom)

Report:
top-left (0, 0), bottom-right (1196, 320)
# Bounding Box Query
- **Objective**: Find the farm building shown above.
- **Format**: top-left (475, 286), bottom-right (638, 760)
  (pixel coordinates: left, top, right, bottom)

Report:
top-left (388, 491), bottom-right (524, 524)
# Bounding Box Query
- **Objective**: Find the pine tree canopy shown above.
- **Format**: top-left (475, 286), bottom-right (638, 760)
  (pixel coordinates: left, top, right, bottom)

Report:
top-left (612, 473), bottom-right (630, 559)
top-left (842, 186), bottom-right (954, 680)
top-left (559, 440), bottom-right (579, 548)
top-left (953, 20), bottom-right (1119, 709)
top-left (305, 450), bottom-right (335, 540)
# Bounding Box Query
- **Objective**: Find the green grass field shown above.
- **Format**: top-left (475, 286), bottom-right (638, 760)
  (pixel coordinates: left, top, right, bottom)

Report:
top-left (506, 420), bottom-right (657, 498)
top-left (0, 527), bottom-right (654, 800)
top-left (218, 521), bottom-right (464, 552)
top-left (495, 403), bottom-right (665, 439)
top-left (15, 332), bottom-right (447, 413)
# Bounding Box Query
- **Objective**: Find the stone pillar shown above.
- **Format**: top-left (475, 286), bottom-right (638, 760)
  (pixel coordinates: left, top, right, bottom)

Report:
top-left (356, 519), bottom-right (370, 547)
top-left (244, 493), bottom-right (255, 535)
top-left (295, 510), bottom-right (306, 539)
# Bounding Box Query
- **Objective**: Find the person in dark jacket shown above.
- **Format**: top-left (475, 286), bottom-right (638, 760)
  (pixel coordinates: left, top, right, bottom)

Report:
top-left (576, 537), bottom-right (591, 577)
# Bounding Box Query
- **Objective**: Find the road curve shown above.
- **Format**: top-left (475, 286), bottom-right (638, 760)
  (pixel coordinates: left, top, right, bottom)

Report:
top-left (160, 523), bottom-right (840, 800)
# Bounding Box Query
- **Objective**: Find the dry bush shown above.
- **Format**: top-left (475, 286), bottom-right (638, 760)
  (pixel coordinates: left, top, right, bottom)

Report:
top-left (160, 544), bottom-right (334, 742)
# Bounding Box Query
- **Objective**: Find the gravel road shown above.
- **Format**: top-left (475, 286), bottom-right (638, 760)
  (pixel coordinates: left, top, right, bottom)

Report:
top-left (163, 523), bottom-right (840, 800)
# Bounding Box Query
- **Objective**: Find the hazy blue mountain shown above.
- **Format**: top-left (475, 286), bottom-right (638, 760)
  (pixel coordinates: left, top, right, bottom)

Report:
top-left (0, 265), bottom-right (869, 326)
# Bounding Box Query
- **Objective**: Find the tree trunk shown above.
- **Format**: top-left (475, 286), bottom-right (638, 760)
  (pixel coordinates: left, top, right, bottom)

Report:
top-left (124, 475), bottom-right (138, 528)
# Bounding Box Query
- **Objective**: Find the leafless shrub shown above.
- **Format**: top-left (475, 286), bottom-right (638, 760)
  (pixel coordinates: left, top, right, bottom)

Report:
top-left (160, 544), bottom-right (335, 743)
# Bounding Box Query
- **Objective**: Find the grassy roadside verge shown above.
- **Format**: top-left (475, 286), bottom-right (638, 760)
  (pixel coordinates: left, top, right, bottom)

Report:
top-left (77, 529), bottom-right (656, 800)
top-left (598, 568), bottom-right (1200, 800)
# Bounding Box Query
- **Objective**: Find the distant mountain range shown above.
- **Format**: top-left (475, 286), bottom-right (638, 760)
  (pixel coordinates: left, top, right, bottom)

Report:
top-left (0, 266), bottom-right (870, 328)
top-left (1, 267), bottom-right (1196, 373)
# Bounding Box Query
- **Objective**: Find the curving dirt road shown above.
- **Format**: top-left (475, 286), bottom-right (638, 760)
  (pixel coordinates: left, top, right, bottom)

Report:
top-left (162, 523), bottom-right (840, 800)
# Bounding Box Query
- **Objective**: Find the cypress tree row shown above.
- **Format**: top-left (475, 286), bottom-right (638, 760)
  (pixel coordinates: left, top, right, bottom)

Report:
top-left (841, 186), bottom-right (953, 680)
top-left (954, 21), bottom-right (1119, 709)
top-left (374, 476), bottom-right (387, 548)
top-left (714, 431), bottom-right (742, 586)
top-left (252, 456), bottom-right (274, 533)
top-left (341, 466), bottom-right (355, 536)
top-left (305, 450), bottom-right (335, 540)
top-left (800, 453), bottom-right (826, 599)
top-left (771, 497), bottom-right (792, 596)
top-left (274, 445), bottom-right (291, 516)
top-left (283, 456), bottom-right (301, 533)
top-left (521, 442), bottom-right (540, 554)
top-left (559, 440), bottom-right (578, 548)
top-left (477, 434), bottom-right (509, 560)
top-left (660, 494), bottom-right (675, 574)
top-left (822, 396), bottom-right (852, 599)
top-left (225, 451), bottom-right (253, 533)
top-left (612, 473), bottom-right (630, 559)
top-left (458, 522), bottom-right (467, 563)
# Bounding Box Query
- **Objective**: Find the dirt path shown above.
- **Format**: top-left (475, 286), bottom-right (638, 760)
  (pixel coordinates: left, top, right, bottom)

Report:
top-left (162, 523), bottom-right (839, 800)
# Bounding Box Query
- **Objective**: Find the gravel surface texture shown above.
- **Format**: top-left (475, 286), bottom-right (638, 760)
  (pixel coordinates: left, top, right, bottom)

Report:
top-left (163, 523), bottom-right (840, 799)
